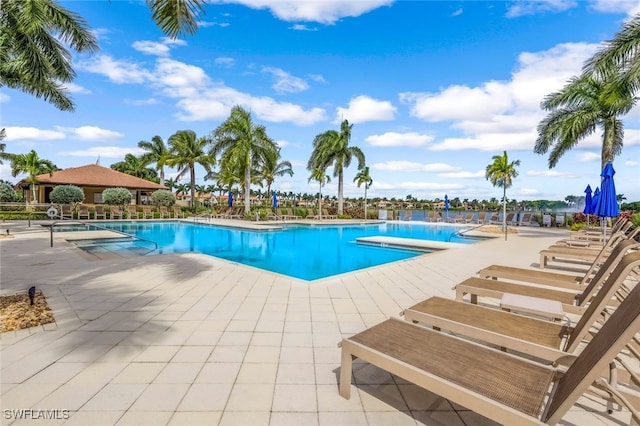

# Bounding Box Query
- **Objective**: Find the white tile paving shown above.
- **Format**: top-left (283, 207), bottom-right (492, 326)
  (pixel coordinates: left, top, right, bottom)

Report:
top-left (0, 220), bottom-right (632, 425)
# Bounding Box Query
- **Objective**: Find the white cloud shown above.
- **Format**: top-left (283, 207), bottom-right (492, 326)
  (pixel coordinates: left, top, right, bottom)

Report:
top-left (124, 98), bottom-right (160, 106)
top-left (518, 188), bottom-right (542, 196)
top-left (576, 152), bottom-right (601, 162)
top-left (624, 160), bottom-right (639, 166)
top-left (3, 127), bottom-right (65, 141)
top-left (438, 170), bottom-right (485, 178)
top-left (289, 24), bottom-right (317, 31)
top-left (527, 170), bottom-right (579, 178)
top-left (79, 55), bottom-right (327, 125)
top-left (365, 132), bottom-right (433, 147)
top-left (77, 55), bottom-right (153, 84)
top-left (132, 40), bottom-right (171, 56)
top-left (590, 0), bottom-right (640, 16)
top-left (262, 67), bottom-right (309, 93)
top-left (63, 82), bottom-right (91, 94)
top-left (218, 0), bottom-right (393, 24)
top-left (506, 0), bottom-right (577, 18)
top-left (371, 161), bottom-right (460, 173)
top-left (54, 126), bottom-right (124, 141)
top-left (58, 146), bottom-right (143, 158)
top-left (91, 28), bottom-right (110, 41)
top-left (215, 57), bottom-right (235, 67)
top-left (402, 42), bottom-right (602, 152)
top-left (161, 37), bottom-right (187, 46)
top-left (336, 95), bottom-right (396, 124)
top-left (198, 21), bottom-right (230, 28)
top-left (0, 92), bottom-right (10, 103)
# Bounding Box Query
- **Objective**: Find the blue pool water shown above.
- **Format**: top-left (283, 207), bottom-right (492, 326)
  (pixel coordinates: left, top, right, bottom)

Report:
top-left (79, 221), bottom-right (477, 280)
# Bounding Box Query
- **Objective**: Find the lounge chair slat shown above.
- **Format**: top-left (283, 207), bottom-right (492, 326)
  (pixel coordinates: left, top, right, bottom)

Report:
top-left (456, 277), bottom-right (579, 304)
top-left (348, 319), bottom-right (554, 417)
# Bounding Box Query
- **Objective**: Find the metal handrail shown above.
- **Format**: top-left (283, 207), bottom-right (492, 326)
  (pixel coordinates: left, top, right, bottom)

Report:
top-left (48, 215), bottom-right (158, 252)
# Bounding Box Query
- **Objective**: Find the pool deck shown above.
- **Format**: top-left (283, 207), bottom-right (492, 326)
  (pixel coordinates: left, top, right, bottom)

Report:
top-left (0, 219), bottom-right (635, 425)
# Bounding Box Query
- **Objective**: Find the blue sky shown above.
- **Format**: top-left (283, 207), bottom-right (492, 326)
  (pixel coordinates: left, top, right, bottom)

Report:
top-left (2, 0), bottom-right (640, 202)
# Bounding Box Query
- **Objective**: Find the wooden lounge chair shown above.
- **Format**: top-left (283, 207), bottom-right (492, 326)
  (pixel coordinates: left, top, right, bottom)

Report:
top-left (159, 206), bottom-right (170, 219)
top-left (142, 205), bottom-right (154, 219)
top-left (555, 214), bottom-right (565, 227)
top-left (127, 205), bottom-right (139, 219)
top-left (109, 205), bottom-right (122, 220)
top-left (455, 239), bottom-right (639, 314)
top-left (94, 205), bottom-right (106, 220)
top-left (402, 250), bottom-right (640, 364)
top-left (425, 211), bottom-right (441, 222)
top-left (488, 212), bottom-right (500, 225)
top-left (518, 212), bottom-right (532, 226)
top-left (172, 206), bottom-right (184, 218)
top-left (77, 205), bottom-right (90, 220)
top-left (542, 214), bottom-right (552, 227)
top-left (539, 230), bottom-right (630, 269)
top-left (462, 212), bottom-right (475, 223)
top-left (339, 276), bottom-right (640, 425)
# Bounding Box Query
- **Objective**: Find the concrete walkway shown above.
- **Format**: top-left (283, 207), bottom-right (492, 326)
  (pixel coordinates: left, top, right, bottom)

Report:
top-left (0, 220), bottom-right (632, 425)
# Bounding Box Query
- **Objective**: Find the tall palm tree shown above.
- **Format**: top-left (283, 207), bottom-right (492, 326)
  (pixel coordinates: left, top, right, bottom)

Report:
top-left (307, 119), bottom-right (365, 215)
top-left (211, 106), bottom-right (277, 215)
top-left (353, 166), bottom-right (373, 220)
top-left (259, 146), bottom-right (293, 197)
top-left (485, 151), bottom-right (520, 241)
top-left (110, 153), bottom-right (157, 181)
top-left (0, 0), bottom-right (99, 112)
top-left (0, 128), bottom-right (8, 165)
top-left (535, 74), bottom-right (635, 171)
top-left (584, 14), bottom-right (640, 98)
top-left (146, 0), bottom-right (207, 39)
top-left (138, 135), bottom-right (171, 187)
top-left (9, 150), bottom-right (57, 203)
top-left (167, 130), bottom-right (214, 211)
top-left (308, 167), bottom-right (331, 219)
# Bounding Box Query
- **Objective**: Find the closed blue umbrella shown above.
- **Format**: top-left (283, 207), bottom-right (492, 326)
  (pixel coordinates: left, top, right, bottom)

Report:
top-left (591, 187), bottom-right (600, 214)
top-left (444, 194), bottom-right (449, 221)
top-left (272, 191), bottom-right (278, 208)
top-left (594, 163), bottom-right (619, 236)
top-left (228, 192), bottom-right (233, 207)
top-left (583, 185), bottom-right (593, 227)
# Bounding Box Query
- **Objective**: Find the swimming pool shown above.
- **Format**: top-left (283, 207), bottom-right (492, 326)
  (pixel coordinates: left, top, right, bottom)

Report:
top-left (73, 221), bottom-right (477, 280)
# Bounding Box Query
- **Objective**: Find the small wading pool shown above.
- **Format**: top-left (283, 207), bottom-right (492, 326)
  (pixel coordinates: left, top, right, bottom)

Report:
top-left (49, 221), bottom-right (483, 281)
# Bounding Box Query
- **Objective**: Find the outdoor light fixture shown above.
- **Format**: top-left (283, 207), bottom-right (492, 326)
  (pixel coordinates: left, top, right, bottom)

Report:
top-left (28, 286), bottom-right (36, 306)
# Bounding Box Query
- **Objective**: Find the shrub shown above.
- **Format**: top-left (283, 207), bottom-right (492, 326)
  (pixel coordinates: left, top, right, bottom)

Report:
top-left (102, 187), bottom-right (132, 206)
top-left (151, 190), bottom-right (176, 207)
top-left (49, 185), bottom-right (84, 205)
top-left (0, 182), bottom-right (17, 202)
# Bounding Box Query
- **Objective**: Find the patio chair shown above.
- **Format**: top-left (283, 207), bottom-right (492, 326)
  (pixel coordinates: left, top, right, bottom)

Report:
top-left (518, 212), bottom-right (532, 226)
top-left (539, 229), bottom-right (631, 269)
top-left (425, 211), bottom-right (441, 222)
top-left (542, 214), bottom-right (552, 227)
top-left (402, 250), bottom-right (640, 364)
top-left (94, 205), bottom-right (106, 220)
top-left (556, 214), bottom-right (565, 227)
top-left (339, 273), bottom-right (640, 425)
top-left (488, 212), bottom-right (500, 225)
top-left (109, 205), bottom-right (122, 220)
top-left (172, 206), bottom-right (184, 218)
top-left (60, 204), bottom-right (74, 219)
top-left (127, 205), bottom-right (139, 219)
top-left (159, 206), bottom-right (170, 219)
top-left (462, 212), bottom-right (475, 223)
top-left (142, 205), bottom-right (154, 219)
top-left (77, 204), bottom-right (90, 220)
top-left (476, 212), bottom-right (489, 224)
top-left (454, 239), bottom-right (639, 314)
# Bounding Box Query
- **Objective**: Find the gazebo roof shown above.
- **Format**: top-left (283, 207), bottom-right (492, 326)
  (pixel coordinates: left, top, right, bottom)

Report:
top-left (27, 164), bottom-right (166, 190)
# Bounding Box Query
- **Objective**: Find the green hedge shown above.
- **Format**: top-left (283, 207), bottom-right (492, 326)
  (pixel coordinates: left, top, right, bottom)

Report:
top-left (0, 211), bottom-right (48, 220)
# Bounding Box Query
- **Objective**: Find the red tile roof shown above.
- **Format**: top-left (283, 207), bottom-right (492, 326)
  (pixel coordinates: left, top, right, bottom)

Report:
top-left (31, 164), bottom-right (167, 190)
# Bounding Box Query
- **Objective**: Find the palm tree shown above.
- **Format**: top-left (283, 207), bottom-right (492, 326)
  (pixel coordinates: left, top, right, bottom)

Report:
top-left (485, 151), bottom-right (520, 240)
top-left (0, 128), bottom-right (8, 165)
top-left (110, 153), bottom-right (157, 181)
top-left (9, 150), bottom-right (57, 203)
top-left (584, 15), bottom-right (640, 99)
top-left (308, 167), bottom-right (331, 219)
top-left (353, 166), bottom-right (373, 220)
top-left (138, 135), bottom-right (171, 187)
top-left (535, 74), bottom-right (635, 171)
top-left (211, 106), bottom-right (277, 215)
top-left (617, 193), bottom-right (627, 209)
top-left (307, 119), bottom-right (365, 215)
top-left (167, 130), bottom-right (214, 211)
top-left (259, 146), bottom-right (293, 197)
top-left (146, 0), bottom-right (207, 39)
top-left (1, 0), bottom-right (99, 112)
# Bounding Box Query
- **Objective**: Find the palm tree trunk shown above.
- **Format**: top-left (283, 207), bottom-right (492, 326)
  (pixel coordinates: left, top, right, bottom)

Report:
top-left (244, 164), bottom-right (251, 215)
top-left (503, 186), bottom-right (507, 241)
top-left (318, 183), bottom-right (322, 218)
top-left (190, 166), bottom-right (196, 211)
top-left (337, 172), bottom-right (344, 215)
top-left (364, 186), bottom-right (368, 220)
top-left (160, 168), bottom-right (165, 187)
